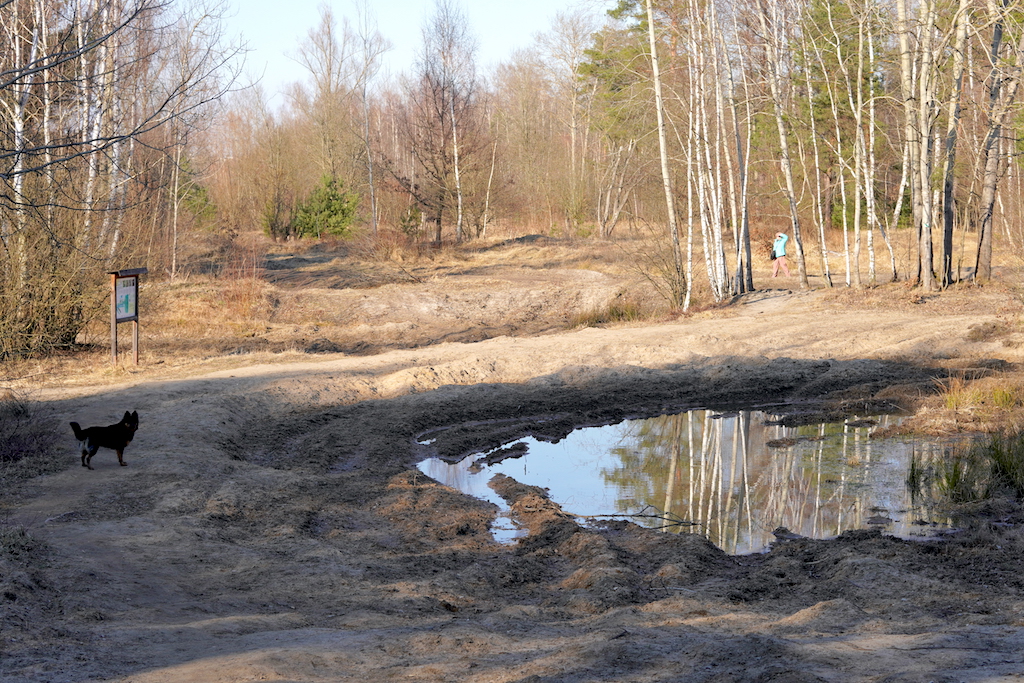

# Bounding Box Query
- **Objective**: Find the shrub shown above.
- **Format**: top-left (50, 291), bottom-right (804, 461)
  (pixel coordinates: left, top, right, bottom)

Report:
top-left (399, 204), bottom-right (422, 237)
top-left (293, 176), bottom-right (359, 239)
top-left (261, 193), bottom-right (296, 241)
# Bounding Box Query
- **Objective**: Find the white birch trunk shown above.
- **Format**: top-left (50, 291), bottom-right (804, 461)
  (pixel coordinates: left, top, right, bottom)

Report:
top-left (896, 0), bottom-right (922, 283)
top-left (940, 0), bottom-right (970, 285)
top-left (916, 0), bottom-right (938, 290)
top-left (481, 139), bottom-right (496, 237)
top-left (865, 25), bottom-right (897, 282)
top-left (450, 91), bottom-right (464, 242)
top-left (758, 0), bottom-right (808, 288)
top-left (800, 29), bottom-right (831, 287)
top-left (646, 0), bottom-right (684, 307)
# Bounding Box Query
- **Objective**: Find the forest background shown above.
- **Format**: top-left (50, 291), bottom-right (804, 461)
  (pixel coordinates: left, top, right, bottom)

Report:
top-left (3, 0), bottom-right (1024, 359)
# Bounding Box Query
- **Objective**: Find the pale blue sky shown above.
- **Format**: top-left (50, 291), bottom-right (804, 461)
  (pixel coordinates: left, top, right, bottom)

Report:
top-left (226, 0), bottom-right (611, 99)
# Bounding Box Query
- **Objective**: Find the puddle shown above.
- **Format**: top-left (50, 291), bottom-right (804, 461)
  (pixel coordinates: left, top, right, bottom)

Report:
top-left (418, 408), bottom-right (957, 554)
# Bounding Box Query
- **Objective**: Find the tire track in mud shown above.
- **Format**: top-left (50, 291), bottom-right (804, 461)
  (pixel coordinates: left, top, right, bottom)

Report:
top-left (5, 289), bottom-right (1024, 682)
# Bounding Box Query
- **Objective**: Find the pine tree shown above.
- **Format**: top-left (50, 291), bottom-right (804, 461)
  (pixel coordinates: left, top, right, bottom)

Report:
top-left (293, 176), bottom-right (360, 238)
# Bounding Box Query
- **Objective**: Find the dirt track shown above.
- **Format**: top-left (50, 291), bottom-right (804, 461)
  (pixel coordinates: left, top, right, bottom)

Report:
top-left (5, 272), bottom-right (1024, 682)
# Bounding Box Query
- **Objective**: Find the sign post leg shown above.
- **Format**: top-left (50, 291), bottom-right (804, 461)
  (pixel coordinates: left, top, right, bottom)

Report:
top-left (110, 273), bottom-right (118, 366)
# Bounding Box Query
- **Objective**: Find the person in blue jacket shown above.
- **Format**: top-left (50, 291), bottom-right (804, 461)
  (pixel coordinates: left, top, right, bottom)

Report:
top-left (772, 232), bottom-right (791, 277)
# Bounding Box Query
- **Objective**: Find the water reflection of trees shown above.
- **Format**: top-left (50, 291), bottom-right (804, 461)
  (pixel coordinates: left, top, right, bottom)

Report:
top-left (602, 410), bottom-right (901, 554)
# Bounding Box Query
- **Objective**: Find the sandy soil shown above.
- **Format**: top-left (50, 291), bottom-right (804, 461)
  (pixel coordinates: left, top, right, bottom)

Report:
top-left (5, 250), bottom-right (1024, 682)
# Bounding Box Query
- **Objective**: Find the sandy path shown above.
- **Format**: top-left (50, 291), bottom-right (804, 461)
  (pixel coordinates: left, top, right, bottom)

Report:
top-left (4, 288), bottom-right (1024, 682)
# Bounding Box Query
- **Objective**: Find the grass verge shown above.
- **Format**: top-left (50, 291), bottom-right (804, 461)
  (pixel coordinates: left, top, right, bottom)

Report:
top-left (0, 391), bottom-right (64, 487)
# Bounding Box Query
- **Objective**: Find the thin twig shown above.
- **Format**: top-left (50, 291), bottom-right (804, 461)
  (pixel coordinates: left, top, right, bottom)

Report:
top-left (572, 504), bottom-right (699, 528)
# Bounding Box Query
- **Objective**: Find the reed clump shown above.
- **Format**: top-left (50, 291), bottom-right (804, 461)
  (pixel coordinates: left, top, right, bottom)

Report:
top-left (909, 431), bottom-right (1024, 505)
top-left (983, 432), bottom-right (1024, 498)
top-left (938, 375), bottom-right (984, 412)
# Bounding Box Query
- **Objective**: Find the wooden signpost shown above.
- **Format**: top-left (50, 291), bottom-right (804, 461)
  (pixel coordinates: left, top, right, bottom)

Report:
top-left (109, 268), bottom-right (148, 365)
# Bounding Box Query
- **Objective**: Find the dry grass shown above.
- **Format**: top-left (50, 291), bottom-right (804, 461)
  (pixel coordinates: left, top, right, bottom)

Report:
top-left (887, 368), bottom-right (1024, 438)
top-left (941, 373), bottom-right (1024, 415)
top-left (0, 233), bottom-right (652, 391)
top-left (816, 278), bottom-right (1023, 316)
top-left (939, 375), bottom-right (986, 412)
top-left (5, 229), bottom-right (1024, 396)
top-left (570, 298), bottom-right (654, 328)
top-left (0, 391), bottom-right (63, 487)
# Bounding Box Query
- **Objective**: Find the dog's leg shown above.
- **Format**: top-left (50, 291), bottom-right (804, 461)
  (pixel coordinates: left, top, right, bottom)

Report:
top-left (116, 449), bottom-right (127, 466)
top-left (81, 446), bottom-right (89, 468)
top-left (84, 446), bottom-right (97, 470)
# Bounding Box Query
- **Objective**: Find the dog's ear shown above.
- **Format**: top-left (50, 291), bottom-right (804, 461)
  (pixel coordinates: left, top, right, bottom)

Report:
top-left (123, 410), bottom-right (132, 421)
top-left (131, 411), bottom-right (138, 420)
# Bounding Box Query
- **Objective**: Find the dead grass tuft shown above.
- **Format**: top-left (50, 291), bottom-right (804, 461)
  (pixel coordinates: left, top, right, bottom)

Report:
top-left (570, 291), bottom-right (663, 328)
top-left (938, 375), bottom-right (985, 411)
top-left (0, 391), bottom-right (64, 487)
top-left (967, 321), bottom-right (1012, 342)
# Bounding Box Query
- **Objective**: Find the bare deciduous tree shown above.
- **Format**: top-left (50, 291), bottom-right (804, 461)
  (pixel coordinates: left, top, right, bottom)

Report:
top-left (0, 0), bottom-right (241, 356)
top-left (386, 0), bottom-right (480, 244)
top-left (975, 0), bottom-right (1024, 282)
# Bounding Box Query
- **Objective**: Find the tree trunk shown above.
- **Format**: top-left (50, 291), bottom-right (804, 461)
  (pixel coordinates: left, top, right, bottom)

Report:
top-left (915, 0), bottom-right (938, 291)
top-left (940, 0), bottom-right (970, 286)
top-left (975, 1), bottom-right (1024, 282)
top-left (758, 0), bottom-right (809, 289)
top-left (450, 87), bottom-right (464, 242)
top-left (896, 0), bottom-right (923, 284)
top-left (481, 139), bottom-right (496, 237)
top-left (646, 0), bottom-right (685, 307)
top-left (800, 28), bottom-right (831, 288)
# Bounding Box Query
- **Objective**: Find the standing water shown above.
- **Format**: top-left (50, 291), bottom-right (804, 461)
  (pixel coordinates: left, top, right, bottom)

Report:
top-left (418, 408), bottom-right (953, 554)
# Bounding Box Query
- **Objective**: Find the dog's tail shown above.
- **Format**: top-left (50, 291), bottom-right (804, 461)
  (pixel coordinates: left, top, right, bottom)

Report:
top-left (70, 422), bottom-right (84, 440)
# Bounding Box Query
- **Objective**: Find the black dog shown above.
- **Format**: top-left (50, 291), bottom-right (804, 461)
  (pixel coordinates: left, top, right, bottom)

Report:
top-left (70, 411), bottom-right (139, 470)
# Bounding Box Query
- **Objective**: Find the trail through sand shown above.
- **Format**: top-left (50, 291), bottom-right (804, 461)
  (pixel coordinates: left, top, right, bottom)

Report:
top-left (5, 285), bottom-right (1024, 682)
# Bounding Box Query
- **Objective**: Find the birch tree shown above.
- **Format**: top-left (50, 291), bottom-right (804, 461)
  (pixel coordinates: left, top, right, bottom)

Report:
top-left (538, 9), bottom-right (600, 232)
top-left (646, 0), bottom-right (685, 307)
top-left (719, 8), bottom-right (754, 295)
top-left (580, 17), bottom-right (655, 239)
top-left (940, 0), bottom-right (971, 285)
top-left (681, 0), bottom-right (730, 301)
top-left (0, 0), bottom-right (241, 356)
top-left (895, 0), bottom-right (950, 290)
top-left (387, 0), bottom-right (479, 244)
top-left (757, 0), bottom-right (810, 289)
top-left (353, 3), bottom-right (390, 237)
top-left (798, 15), bottom-right (834, 287)
top-left (975, 0), bottom-right (1024, 281)
top-left (294, 5), bottom-right (358, 180)
top-left (915, 0), bottom-right (939, 290)
top-left (430, 0), bottom-right (475, 242)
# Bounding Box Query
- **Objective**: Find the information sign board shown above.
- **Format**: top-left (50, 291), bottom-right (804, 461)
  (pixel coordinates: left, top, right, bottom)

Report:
top-left (109, 268), bottom-right (147, 365)
top-left (114, 275), bottom-right (138, 321)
